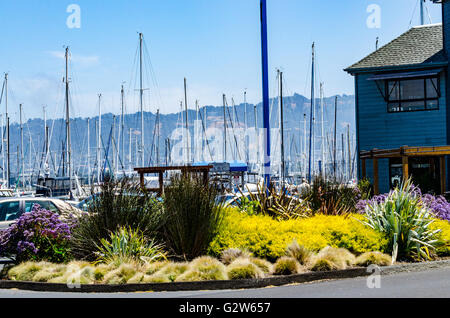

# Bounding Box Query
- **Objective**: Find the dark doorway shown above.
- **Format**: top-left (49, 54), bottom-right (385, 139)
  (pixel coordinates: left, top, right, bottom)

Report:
top-left (389, 157), bottom-right (440, 194)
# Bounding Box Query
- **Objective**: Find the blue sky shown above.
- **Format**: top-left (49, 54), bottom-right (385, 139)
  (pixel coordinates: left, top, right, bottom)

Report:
top-left (0, 0), bottom-right (443, 121)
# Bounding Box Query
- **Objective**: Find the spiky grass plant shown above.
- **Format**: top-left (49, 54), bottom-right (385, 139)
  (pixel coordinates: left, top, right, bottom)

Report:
top-left (163, 174), bottom-right (224, 260)
top-left (143, 261), bottom-right (169, 275)
top-left (285, 240), bottom-right (313, 265)
top-left (220, 248), bottom-right (253, 265)
top-left (309, 258), bottom-right (338, 272)
top-left (176, 256), bottom-right (228, 282)
top-left (71, 177), bottom-right (166, 261)
top-left (95, 226), bottom-right (167, 266)
top-left (31, 264), bottom-right (67, 282)
top-left (355, 251), bottom-right (393, 267)
top-left (363, 179), bottom-right (441, 262)
top-left (226, 257), bottom-right (265, 280)
top-left (273, 257), bottom-right (304, 276)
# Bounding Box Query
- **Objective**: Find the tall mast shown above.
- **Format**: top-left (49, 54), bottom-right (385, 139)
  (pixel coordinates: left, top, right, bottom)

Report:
top-left (20, 104), bottom-right (24, 188)
top-left (320, 82), bottom-right (325, 177)
top-left (28, 133), bottom-right (31, 189)
top-left (97, 94), bottom-right (102, 183)
top-left (87, 118), bottom-right (91, 187)
top-left (64, 47), bottom-right (72, 189)
top-left (5, 73), bottom-right (10, 188)
top-left (303, 114), bottom-right (307, 177)
top-left (333, 96), bottom-right (338, 179)
top-left (347, 124), bottom-right (351, 181)
top-left (420, 0), bottom-right (425, 25)
top-left (112, 115), bottom-right (116, 177)
top-left (139, 33), bottom-right (145, 167)
top-left (120, 84), bottom-right (125, 174)
top-left (184, 78), bottom-right (189, 164)
top-left (254, 104), bottom-right (260, 166)
top-left (0, 114), bottom-right (4, 181)
top-left (128, 128), bottom-right (132, 173)
top-left (308, 42), bottom-right (315, 183)
top-left (156, 109), bottom-right (160, 165)
top-left (260, 0), bottom-right (271, 185)
top-left (244, 91), bottom-right (249, 165)
top-left (223, 94), bottom-right (227, 162)
top-left (278, 70), bottom-right (285, 185)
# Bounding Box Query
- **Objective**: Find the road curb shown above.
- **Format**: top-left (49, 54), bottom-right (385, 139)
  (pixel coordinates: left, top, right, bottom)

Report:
top-left (1, 259), bottom-right (450, 293)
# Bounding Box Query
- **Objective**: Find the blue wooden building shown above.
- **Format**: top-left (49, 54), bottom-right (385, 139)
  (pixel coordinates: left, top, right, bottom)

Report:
top-left (345, 0), bottom-right (450, 194)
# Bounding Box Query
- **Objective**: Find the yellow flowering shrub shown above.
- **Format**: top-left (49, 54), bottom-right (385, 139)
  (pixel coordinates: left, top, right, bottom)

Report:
top-left (208, 209), bottom-right (389, 261)
top-left (430, 219), bottom-right (450, 256)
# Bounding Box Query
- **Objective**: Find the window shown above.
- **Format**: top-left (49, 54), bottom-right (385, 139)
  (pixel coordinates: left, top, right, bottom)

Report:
top-left (0, 201), bottom-right (21, 222)
top-left (24, 201), bottom-right (59, 214)
top-left (386, 76), bottom-right (439, 112)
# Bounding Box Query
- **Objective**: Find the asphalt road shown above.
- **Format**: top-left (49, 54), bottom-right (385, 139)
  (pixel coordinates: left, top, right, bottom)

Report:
top-left (1, 266), bottom-right (450, 298)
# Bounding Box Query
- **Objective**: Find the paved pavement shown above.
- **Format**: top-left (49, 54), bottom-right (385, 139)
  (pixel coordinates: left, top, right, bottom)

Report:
top-left (1, 266), bottom-right (450, 298)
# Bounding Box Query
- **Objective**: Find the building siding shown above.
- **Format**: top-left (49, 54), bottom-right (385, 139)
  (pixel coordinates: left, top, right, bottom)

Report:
top-left (356, 72), bottom-right (447, 193)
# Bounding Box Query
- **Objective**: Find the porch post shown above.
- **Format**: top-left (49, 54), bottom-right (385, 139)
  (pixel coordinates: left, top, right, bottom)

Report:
top-left (402, 156), bottom-right (409, 183)
top-left (361, 159), bottom-right (367, 179)
top-left (373, 158), bottom-right (379, 195)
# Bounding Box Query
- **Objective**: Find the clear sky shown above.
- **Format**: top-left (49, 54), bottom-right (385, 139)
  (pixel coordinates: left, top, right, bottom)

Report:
top-left (0, 0), bottom-right (443, 122)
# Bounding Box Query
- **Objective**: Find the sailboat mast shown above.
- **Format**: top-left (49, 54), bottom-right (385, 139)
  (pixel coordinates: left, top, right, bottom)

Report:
top-left (64, 47), bottom-right (72, 190)
top-left (254, 104), bottom-right (260, 166)
top-left (244, 91), bottom-right (249, 165)
top-left (308, 42), bottom-right (315, 183)
top-left (87, 118), bottom-right (91, 187)
top-left (333, 96), bottom-right (338, 179)
top-left (20, 104), bottom-right (24, 188)
top-left (278, 70), bottom-right (285, 185)
top-left (223, 94), bottom-right (227, 162)
top-left (184, 78), bottom-right (189, 164)
top-left (320, 82), bottom-right (325, 177)
top-left (97, 94), bottom-right (102, 183)
top-left (5, 73), bottom-right (10, 188)
top-left (121, 84), bottom-right (125, 173)
top-left (139, 33), bottom-right (145, 167)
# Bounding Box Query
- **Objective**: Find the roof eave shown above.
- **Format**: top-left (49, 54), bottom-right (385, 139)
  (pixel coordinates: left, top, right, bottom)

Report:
top-left (344, 61), bottom-right (448, 75)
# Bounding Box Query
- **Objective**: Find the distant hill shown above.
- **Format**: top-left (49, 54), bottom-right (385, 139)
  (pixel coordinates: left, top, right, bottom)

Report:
top-left (3, 93), bottom-right (355, 177)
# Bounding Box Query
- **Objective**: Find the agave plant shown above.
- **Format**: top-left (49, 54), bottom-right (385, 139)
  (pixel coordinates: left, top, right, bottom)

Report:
top-left (95, 226), bottom-right (167, 266)
top-left (363, 180), bottom-right (441, 262)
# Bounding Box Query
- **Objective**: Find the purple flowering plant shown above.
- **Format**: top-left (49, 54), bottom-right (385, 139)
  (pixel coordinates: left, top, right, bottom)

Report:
top-left (0, 204), bottom-right (75, 263)
top-left (356, 184), bottom-right (450, 222)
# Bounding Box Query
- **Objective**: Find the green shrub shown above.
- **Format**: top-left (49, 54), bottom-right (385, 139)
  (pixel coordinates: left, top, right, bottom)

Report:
top-left (273, 257), bottom-right (303, 276)
top-left (301, 176), bottom-right (359, 215)
top-left (71, 178), bottom-right (165, 261)
top-left (286, 240), bottom-right (313, 265)
top-left (163, 174), bottom-right (224, 260)
top-left (355, 252), bottom-right (392, 267)
top-left (154, 262), bottom-right (190, 282)
top-left (430, 219), bottom-right (450, 256)
top-left (237, 183), bottom-right (311, 221)
top-left (176, 256), bottom-right (227, 282)
top-left (226, 258), bottom-right (264, 280)
top-left (364, 180), bottom-right (442, 262)
top-left (220, 248), bottom-right (252, 265)
top-left (95, 226), bottom-right (167, 266)
top-left (209, 209), bottom-right (389, 262)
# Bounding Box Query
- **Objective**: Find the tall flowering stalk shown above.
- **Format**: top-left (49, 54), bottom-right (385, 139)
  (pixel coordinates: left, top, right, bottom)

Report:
top-left (0, 205), bottom-right (74, 263)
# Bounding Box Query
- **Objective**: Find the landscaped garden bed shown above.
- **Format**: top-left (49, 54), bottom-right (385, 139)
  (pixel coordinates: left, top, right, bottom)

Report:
top-left (1, 175), bottom-right (450, 289)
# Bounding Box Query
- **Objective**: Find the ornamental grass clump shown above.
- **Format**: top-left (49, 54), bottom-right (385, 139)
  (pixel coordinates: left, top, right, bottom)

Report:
top-left (355, 252), bottom-right (393, 267)
top-left (154, 262), bottom-right (190, 282)
top-left (0, 205), bottom-right (73, 263)
top-left (102, 263), bottom-right (138, 285)
top-left (273, 257), bottom-right (303, 276)
top-left (226, 257), bottom-right (264, 280)
top-left (7, 261), bottom-right (50, 281)
top-left (94, 226), bottom-right (167, 266)
top-left (163, 174), bottom-right (224, 260)
top-left (285, 240), bottom-right (313, 265)
top-left (31, 264), bottom-right (67, 282)
top-left (220, 248), bottom-right (252, 265)
top-left (363, 180), bottom-right (442, 262)
top-left (176, 256), bottom-right (227, 282)
top-left (312, 246), bottom-right (356, 270)
top-left (250, 258), bottom-right (273, 274)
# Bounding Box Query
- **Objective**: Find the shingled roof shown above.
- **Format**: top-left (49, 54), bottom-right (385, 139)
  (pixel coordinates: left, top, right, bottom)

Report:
top-left (345, 24), bottom-right (446, 74)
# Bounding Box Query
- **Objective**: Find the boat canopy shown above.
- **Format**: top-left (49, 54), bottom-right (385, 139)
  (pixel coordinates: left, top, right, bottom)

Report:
top-left (192, 161), bottom-right (248, 173)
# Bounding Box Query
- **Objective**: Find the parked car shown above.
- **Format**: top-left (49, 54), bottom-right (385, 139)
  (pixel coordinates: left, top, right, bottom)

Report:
top-left (0, 197), bottom-right (83, 230)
